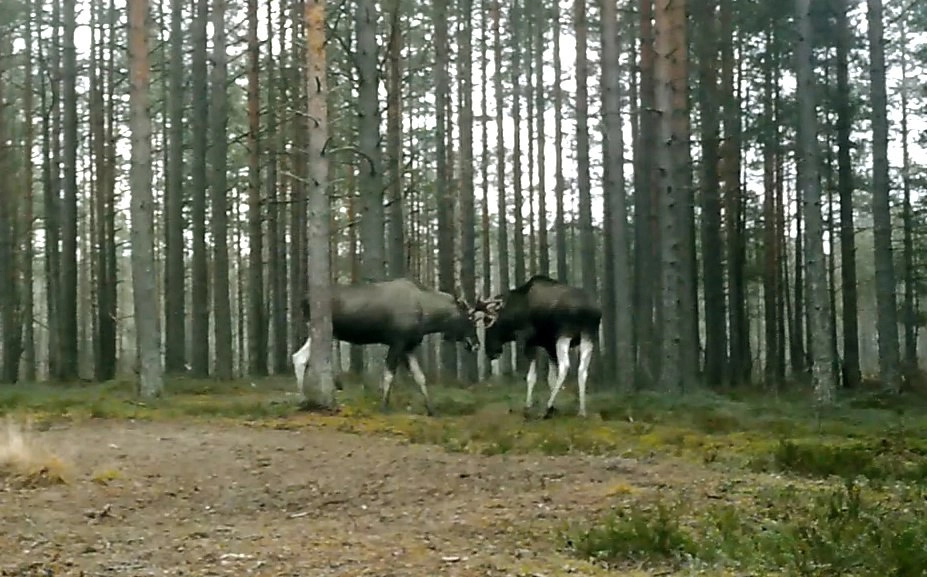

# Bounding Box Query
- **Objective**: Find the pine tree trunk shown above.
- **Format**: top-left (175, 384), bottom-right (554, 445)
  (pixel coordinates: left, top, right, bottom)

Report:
top-left (434, 0), bottom-right (457, 377)
top-left (534, 2), bottom-right (549, 277)
top-left (304, 0), bottom-right (336, 407)
top-left (900, 19), bottom-right (917, 374)
top-left (634, 0), bottom-right (657, 387)
top-left (128, 0), bottom-right (164, 398)
top-left (59, 0), bottom-right (79, 380)
top-left (210, 0), bottom-right (233, 380)
top-left (720, 0), bottom-right (748, 385)
top-left (22, 1), bottom-right (37, 381)
top-left (386, 0), bottom-right (405, 278)
top-left (492, 0), bottom-right (511, 374)
top-left (796, 0), bottom-right (836, 404)
top-left (246, 0), bottom-right (266, 376)
top-left (866, 0), bottom-right (901, 392)
top-left (601, 0), bottom-right (633, 389)
top-left (164, 0), bottom-right (186, 374)
top-left (190, 0), bottom-right (210, 377)
top-left (575, 0), bottom-right (596, 303)
top-left (654, 0), bottom-right (685, 392)
top-left (696, 0), bottom-right (726, 386)
top-left (458, 0), bottom-right (478, 383)
top-left (553, 0), bottom-right (567, 283)
top-left (762, 26), bottom-right (779, 386)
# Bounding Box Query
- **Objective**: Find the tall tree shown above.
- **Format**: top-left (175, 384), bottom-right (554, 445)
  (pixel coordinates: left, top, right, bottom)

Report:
top-left (190, 0), bottom-right (210, 376)
top-left (247, 0), bottom-right (266, 375)
top-left (696, 0), bottom-right (726, 385)
top-left (211, 0), bottom-right (233, 380)
top-left (575, 0), bottom-right (596, 302)
top-left (634, 0), bottom-right (657, 385)
top-left (535, 1), bottom-right (549, 276)
top-left (386, 0), bottom-right (405, 277)
top-left (357, 0), bottom-right (385, 283)
top-left (164, 0), bottom-right (186, 373)
top-left (835, 0), bottom-right (860, 388)
top-left (654, 0), bottom-right (690, 392)
top-left (601, 0), bottom-right (633, 388)
top-left (492, 0), bottom-right (511, 374)
top-left (22, 0), bottom-right (37, 381)
top-left (866, 0), bottom-right (900, 392)
top-left (128, 0), bottom-right (164, 398)
top-left (458, 0), bottom-right (478, 382)
top-left (899, 15), bottom-right (917, 372)
top-left (59, 0), bottom-right (79, 380)
top-left (553, 0), bottom-right (567, 282)
top-left (796, 0), bottom-right (836, 404)
top-left (720, 0), bottom-right (748, 384)
top-left (304, 0), bottom-right (336, 408)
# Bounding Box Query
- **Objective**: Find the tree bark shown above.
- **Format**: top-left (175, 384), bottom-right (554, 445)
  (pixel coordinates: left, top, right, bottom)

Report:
top-left (59, 0), bottom-right (79, 380)
top-left (796, 0), bottom-right (836, 404)
top-left (164, 0), bottom-right (186, 374)
top-left (696, 0), bottom-right (726, 386)
top-left (900, 18), bottom-right (917, 374)
top-left (601, 0), bottom-right (633, 388)
top-left (458, 0), bottom-right (477, 382)
top-left (835, 0), bottom-right (859, 387)
top-left (553, 0), bottom-right (567, 283)
top-left (210, 0), bottom-right (233, 380)
top-left (190, 0), bottom-right (210, 377)
top-left (575, 0), bottom-right (596, 303)
top-left (386, 0), bottom-right (405, 278)
top-left (304, 0), bottom-right (336, 407)
top-left (247, 0), bottom-right (266, 375)
top-left (866, 0), bottom-right (901, 392)
top-left (128, 0), bottom-right (164, 398)
top-left (492, 0), bottom-right (511, 374)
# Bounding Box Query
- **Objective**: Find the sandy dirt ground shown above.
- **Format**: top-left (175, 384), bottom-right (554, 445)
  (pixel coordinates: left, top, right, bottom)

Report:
top-left (0, 419), bottom-right (707, 576)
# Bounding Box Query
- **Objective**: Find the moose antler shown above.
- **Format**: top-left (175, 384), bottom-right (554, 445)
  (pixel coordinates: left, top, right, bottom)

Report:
top-left (472, 296), bottom-right (504, 327)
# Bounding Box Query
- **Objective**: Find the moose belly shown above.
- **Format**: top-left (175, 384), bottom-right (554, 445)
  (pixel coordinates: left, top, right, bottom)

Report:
top-left (332, 319), bottom-right (395, 345)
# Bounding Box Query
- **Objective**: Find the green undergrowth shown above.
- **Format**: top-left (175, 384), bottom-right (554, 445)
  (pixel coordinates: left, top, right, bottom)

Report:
top-left (567, 479), bottom-right (927, 576)
top-left (4, 376), bottom-right (927, 485)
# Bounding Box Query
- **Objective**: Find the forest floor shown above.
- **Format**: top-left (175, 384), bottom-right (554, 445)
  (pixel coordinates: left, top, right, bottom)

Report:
top-left (2, 376), bottom-right (927, 576)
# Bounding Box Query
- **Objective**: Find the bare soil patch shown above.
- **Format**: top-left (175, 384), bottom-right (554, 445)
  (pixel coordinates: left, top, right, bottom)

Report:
top-left (0, 418), bottom-right (708, 576)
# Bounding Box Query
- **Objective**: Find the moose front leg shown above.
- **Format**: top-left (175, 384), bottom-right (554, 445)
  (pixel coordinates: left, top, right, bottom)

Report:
top-left (405, 351), bottom-right (434, 417)
top-left (380, 346), bottom-right (403, 412)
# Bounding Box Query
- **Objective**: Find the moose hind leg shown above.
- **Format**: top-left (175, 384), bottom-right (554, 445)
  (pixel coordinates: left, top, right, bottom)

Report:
top-left (577, 334), bottom-right (595, 417)
top-left (292, 336), bottom-right (312, 397)
top-left (544, 336), bottom-right (572, 418)
top-left (524, 358), bottom-right (538, 413)
top-left (380, 346), bottom-right (402, 411)
top-left (406, 353), bottom-right (434, 416)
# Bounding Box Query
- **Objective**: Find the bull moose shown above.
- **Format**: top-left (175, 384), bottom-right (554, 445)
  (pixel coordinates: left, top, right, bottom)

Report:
top-left (476, 275), bottom-right (601, 418)
top-left (292, 278), bottom-right (481, 415)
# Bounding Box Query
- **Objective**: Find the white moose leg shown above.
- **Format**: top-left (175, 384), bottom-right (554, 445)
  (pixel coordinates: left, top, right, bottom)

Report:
top-left (380, 367), bottom-right (396, 407)
top-left (544, 336), bottom-right (572, 418)
top-left (577, 335), bottom-right (595, 417)
top-left (524, 358), bottom-right (538, 413)
top-left (291, 336), bottom-right (312, 397)
top-left (547, 356), bottom-right (558, 392)
top-left (407, 354), bottom-right (435, 416)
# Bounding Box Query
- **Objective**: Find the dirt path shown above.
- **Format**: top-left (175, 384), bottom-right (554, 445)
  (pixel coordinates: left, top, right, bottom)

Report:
top-left (0, 419), bottom-right (706, 576)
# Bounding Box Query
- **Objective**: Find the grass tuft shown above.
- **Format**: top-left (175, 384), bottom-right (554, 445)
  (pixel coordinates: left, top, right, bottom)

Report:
top-left (0, 417), bottom-right (71, 488)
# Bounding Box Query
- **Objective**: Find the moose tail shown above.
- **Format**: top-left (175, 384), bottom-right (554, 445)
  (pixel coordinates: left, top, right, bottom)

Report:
top-left (300, 298), bottom-right (312, 323)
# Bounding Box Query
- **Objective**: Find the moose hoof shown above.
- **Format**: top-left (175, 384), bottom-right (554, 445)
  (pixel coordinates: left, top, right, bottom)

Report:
top-left (522, 406), bottom-right (535, 420)
top-left (542, 406), bottom-right (559, 420)
top-left (425, 405), bottom-right (436, 417)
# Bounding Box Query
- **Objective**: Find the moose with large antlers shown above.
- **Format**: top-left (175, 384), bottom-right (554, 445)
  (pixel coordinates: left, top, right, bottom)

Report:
top-left (475, 275), bottom-right (601, 418)
top-left (293, 278), bottom-right (482, 416)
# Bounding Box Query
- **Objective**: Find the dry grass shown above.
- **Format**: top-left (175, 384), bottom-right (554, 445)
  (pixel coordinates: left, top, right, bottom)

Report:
top-left (0, 417), bottom-right (71, 489)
